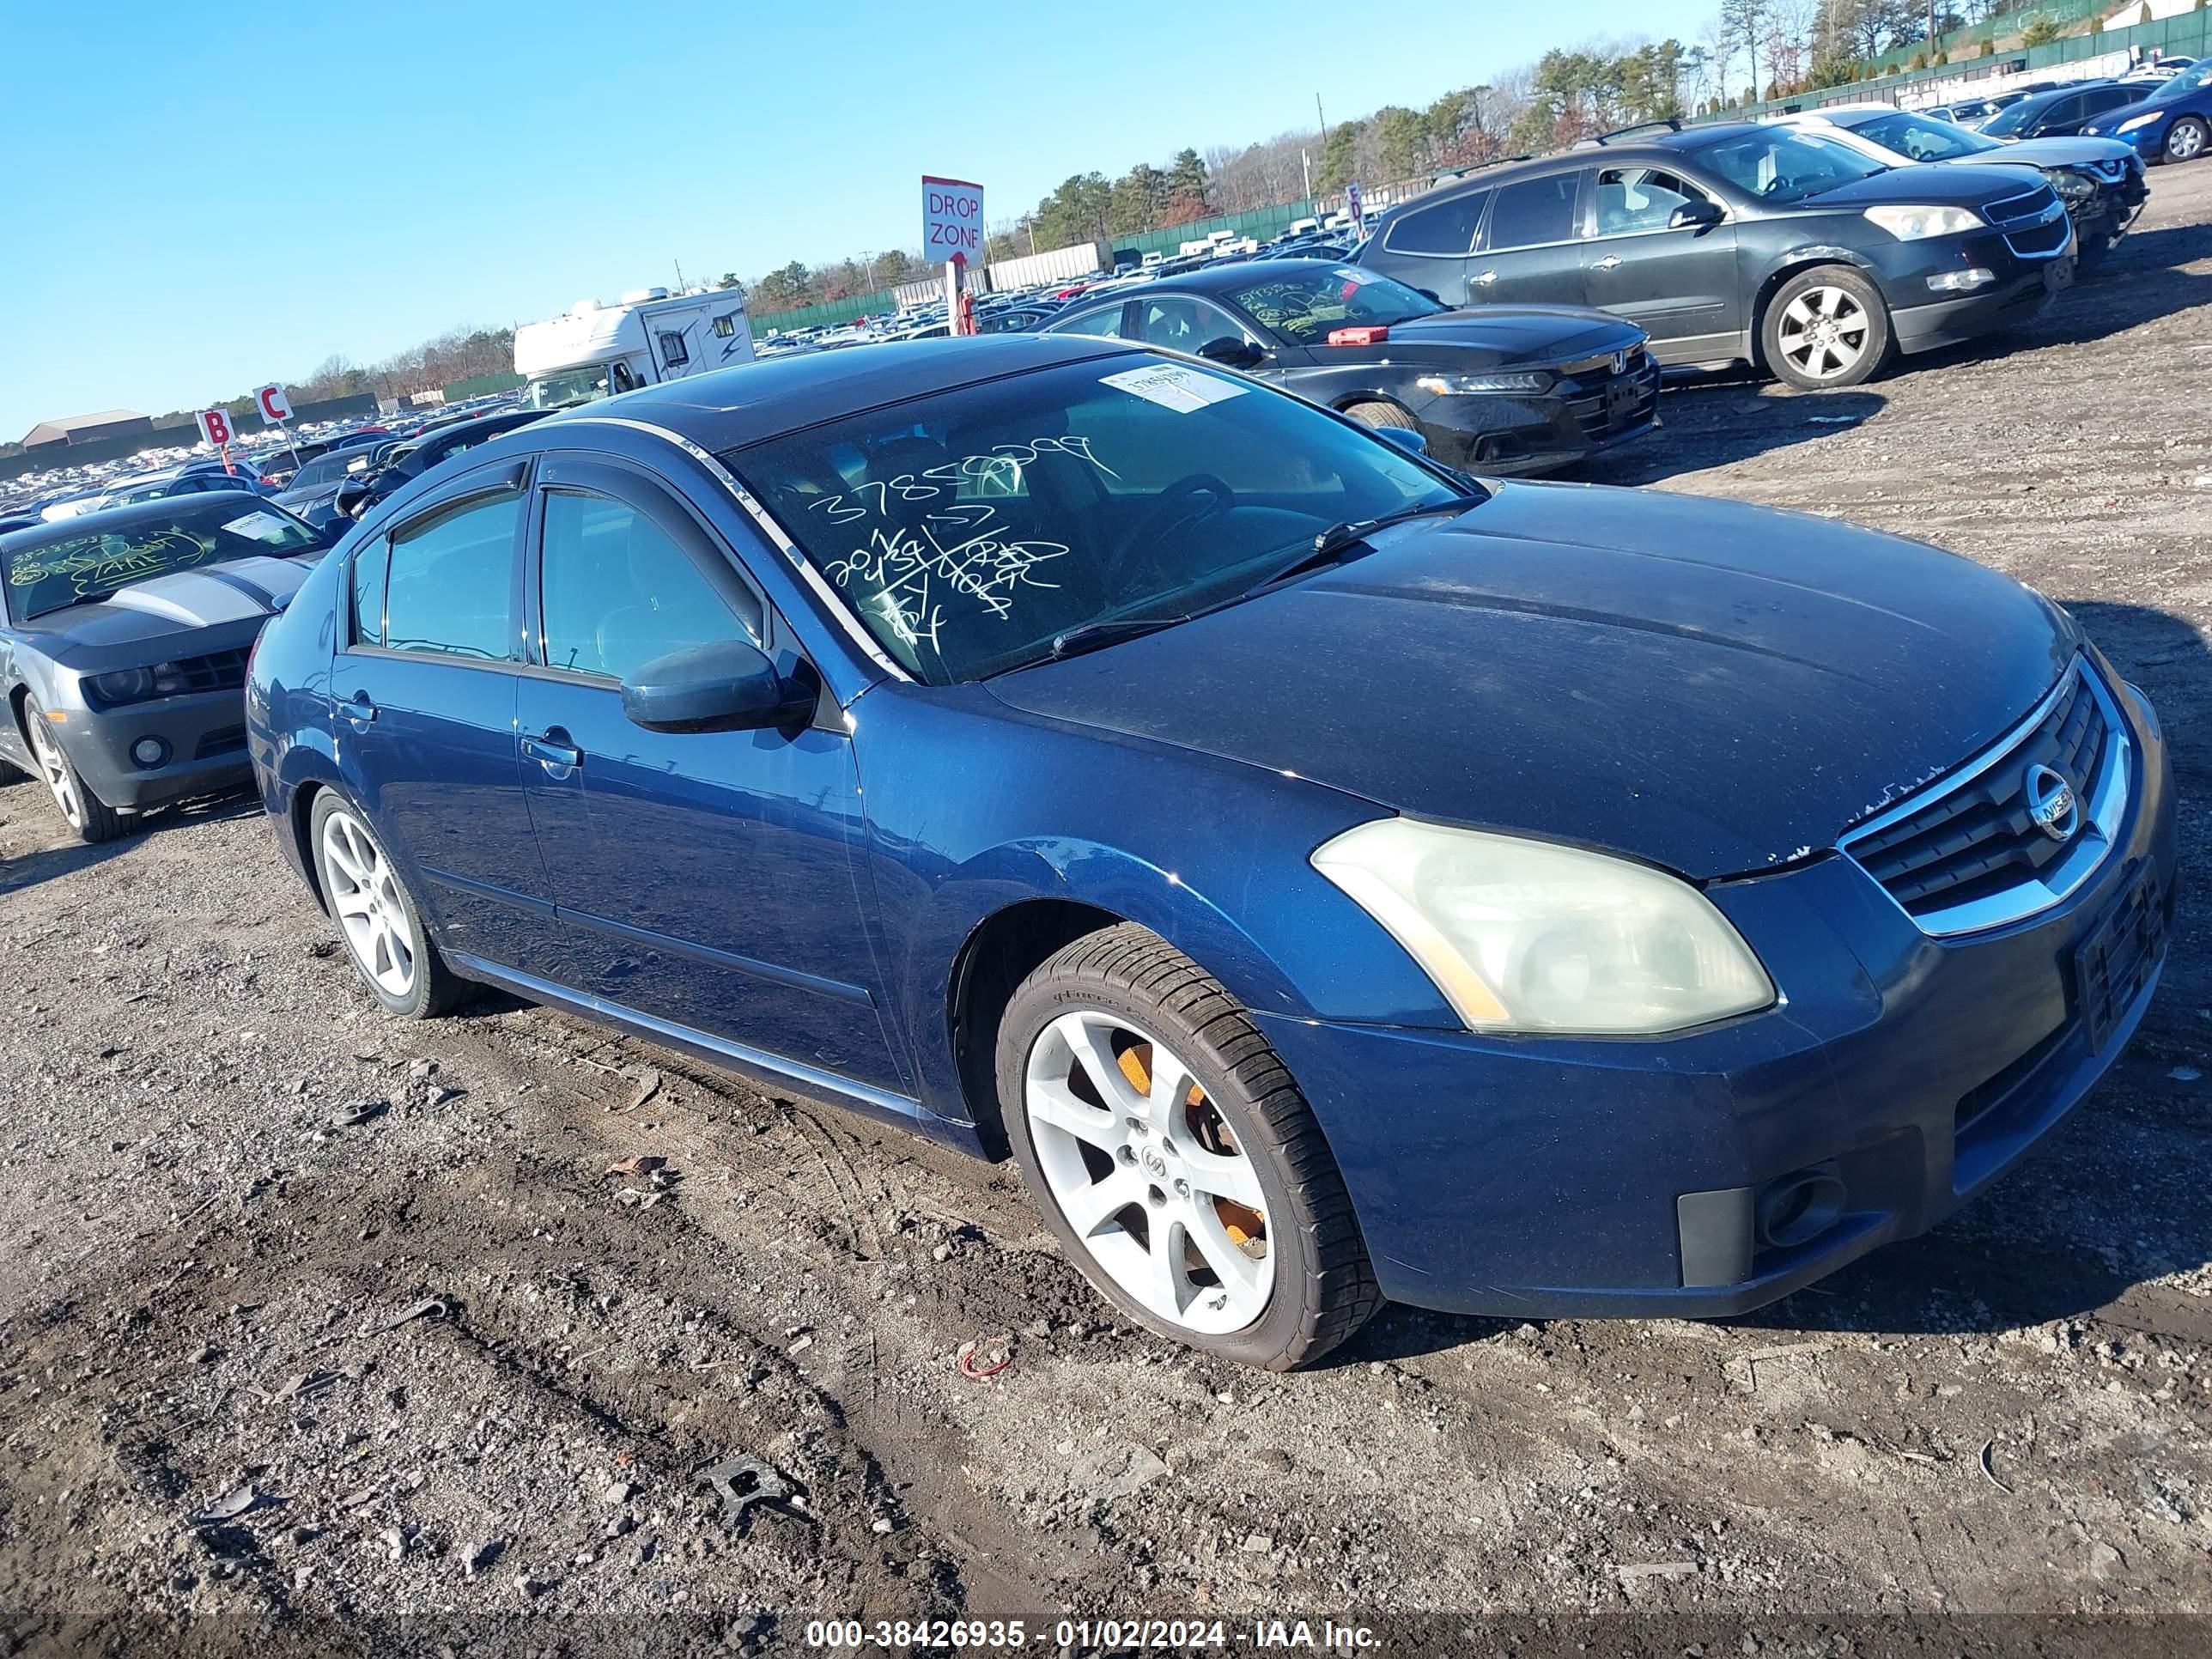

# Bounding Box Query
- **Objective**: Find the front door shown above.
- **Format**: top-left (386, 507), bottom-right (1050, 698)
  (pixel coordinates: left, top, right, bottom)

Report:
top-left (1581, 164), bottom-right (1743, 359)
top-left (1467, 170), bottom-right (1590, 307)
top-left (331, 466), bottom-right (555, 966)
top-left (514, 459), bottom-right (902, 1090)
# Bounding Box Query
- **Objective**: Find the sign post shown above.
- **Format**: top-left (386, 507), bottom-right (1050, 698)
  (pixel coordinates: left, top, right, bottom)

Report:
top-left (196, 407), bottom-right (238, 476)
top-left (256, 383), bottom-right (301, 470)
top-left (924, 175), bottom-right (984, 337)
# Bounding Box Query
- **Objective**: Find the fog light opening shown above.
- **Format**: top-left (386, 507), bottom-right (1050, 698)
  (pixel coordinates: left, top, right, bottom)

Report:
top-left (1755, 1164), bottom-right (1846, 1249)
top-left (130, 737), bottom-right (171, 769)
top-left (1927, 268), bottom-right (1996, 294)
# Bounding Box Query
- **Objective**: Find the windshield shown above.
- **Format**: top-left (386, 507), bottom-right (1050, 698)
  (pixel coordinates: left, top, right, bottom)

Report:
top-left (1844, 109), bottom-right (1997, 160)
top-left (3, 501), bottom-right (319, 621)
top-left (1687, 129), bottom-right (1887, 201)
top-left (1224, 265), bottom-right (1443, 345)
top-left (726, 355), bottom-right (1470, 683)
top-left (524, 362), bottom-right (613, 410)
top-left (2149, 61), bottom-right (2211, 100)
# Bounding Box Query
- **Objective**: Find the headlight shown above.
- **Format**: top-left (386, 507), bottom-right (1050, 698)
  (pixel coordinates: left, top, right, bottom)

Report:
top-left (2048, 168), bottom-right (2099, 201)
top-left (1414, 371), bottom-right (1553, 396)
top-left (2117, 112), bottom-right (2161, 134)
top-left (1310, 818), bottom-right (1776, 1035)
top-left (1863, 204), bottom-right (1984, 240)
top-left (86, 667), bottom-right (157, 705)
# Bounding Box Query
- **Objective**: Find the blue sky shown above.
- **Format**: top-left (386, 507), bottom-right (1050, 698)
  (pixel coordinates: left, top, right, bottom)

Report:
top-left (0, 0), bottom-right (1712, 437)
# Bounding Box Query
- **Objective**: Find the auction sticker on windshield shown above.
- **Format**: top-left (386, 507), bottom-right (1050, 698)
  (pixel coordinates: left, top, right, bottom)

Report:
top-left (1101, 363), bottom-right (1248, 414)
top-left (221, 510), bottom-right (297, 544)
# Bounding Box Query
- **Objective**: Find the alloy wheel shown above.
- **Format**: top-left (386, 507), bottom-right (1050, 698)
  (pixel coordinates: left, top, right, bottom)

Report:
top-left (2170, 120), bottom-right (2207, 162)
top-left (1024, 1010), bottom-right (1274, 1336)
top-left (1777, 286), bottom-right (1871, 382)
top-left (320, 810), bottom-right (418, 998)
top-left (27, 715), bottom-right (82, 829)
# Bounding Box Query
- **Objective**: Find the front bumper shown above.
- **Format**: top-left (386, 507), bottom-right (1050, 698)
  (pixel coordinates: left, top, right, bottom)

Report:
top-left (1412, 354), bottom-right (1662, 476)
top-left (52, 688), bottom-right (254, 810)
top-left (1261, 678), bottom-right (2176, 1319)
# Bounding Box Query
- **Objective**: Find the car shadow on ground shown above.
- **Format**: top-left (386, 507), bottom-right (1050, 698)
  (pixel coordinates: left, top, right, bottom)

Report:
top-left (0, 785), bottom-right (258, 897)
top-left (1577, 386), bottom-right (1887, 487)
top-left (1340, 599), bottom-right (2210, 1366)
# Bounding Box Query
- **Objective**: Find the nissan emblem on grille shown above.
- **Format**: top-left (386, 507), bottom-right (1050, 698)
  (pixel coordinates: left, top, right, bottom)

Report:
top-left (2026, 763), bottom-right (2080, 843)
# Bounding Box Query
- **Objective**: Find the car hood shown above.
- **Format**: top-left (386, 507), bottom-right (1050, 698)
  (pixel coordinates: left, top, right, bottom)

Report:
top-left (20, 555), bottom-right (319, 659)
top-left (1798, 162), bottom-right (2051, 209)
top-left (987, 483), bottom-right (2076, 879)
top-left (1341, 307), bottom-right (1645, 368)
top-left (1946, 134), bottom-right (2139, 167)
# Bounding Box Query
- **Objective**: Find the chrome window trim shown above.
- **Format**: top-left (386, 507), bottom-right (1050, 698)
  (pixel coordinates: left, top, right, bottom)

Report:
top-left (558, 415), bottom-right (914, 684)
top-left (1838, 659), bottom-right (2133, 938)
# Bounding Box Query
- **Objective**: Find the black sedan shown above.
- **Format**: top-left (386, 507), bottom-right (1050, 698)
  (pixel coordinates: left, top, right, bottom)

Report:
top-left (332, 407), bottom-right (547, 520)
top-left (0, 494), bottom-right (337, 842)
top-left (1042, 259), bottom-right (1656, 474)
top-left (1354, 123), bottom-right (2077, 390)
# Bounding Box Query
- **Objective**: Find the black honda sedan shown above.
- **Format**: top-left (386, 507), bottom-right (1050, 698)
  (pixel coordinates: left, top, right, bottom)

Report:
top-left (1355, 122), bottom-right (2077, 390)
top-left (1041, 260), bottom-right (1657, 474)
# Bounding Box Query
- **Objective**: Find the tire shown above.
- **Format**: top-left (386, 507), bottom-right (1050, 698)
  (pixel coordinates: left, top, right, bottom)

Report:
top-left (1343, 399), bottom-right (1420, 430)
top-left (2166, 117), bottom-right (2208, 165)
top-left (308, 790), bottom-right (469, 1018)
top-left (1759, 264), bottom-right (1894, 392)
top-left (996, 923), bottom-right (1379, 1370)
top-left (22, 697), bottom-right (125, 842)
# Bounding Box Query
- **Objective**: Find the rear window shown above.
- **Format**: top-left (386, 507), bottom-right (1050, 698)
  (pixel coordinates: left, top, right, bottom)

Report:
top-left (1485, 175), bottom-right (1581, 250)
top-left (1383, 190), bottom-right (1489, 257)
top-left (3, 502), bottom-right (319, 621)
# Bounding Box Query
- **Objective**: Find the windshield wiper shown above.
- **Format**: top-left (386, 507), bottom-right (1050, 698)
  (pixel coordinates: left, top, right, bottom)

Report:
top-left (1047, 613), bottom-right (1192, 662)
top-left (1250, 495), bottom-right (1484, 594)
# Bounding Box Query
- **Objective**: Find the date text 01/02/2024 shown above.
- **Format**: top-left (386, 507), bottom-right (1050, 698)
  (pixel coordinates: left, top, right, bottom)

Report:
top-left (800, 1617), bottom-right (1383, 1650)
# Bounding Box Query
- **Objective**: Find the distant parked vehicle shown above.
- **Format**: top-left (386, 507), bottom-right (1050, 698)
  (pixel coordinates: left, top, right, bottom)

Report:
top-left (1042, 258), bottom-right (1658, 474)
top-left (332, 408), bottom-right (547, 520)
top-left (1353, 120), bottom-right (2079, 390)
top-left (1981, 81), bottom-right (2145, 142)
top-left (2085, 60), bottom-right (2212, 164)
top-left (274, 447), bottom-right (385, 529)
top-left (514, 285), bottom-right (755, 412)
top-left (1771, 105), bottom-right (2147, 260)
top-left (0, 494), bottom-right (338, 842)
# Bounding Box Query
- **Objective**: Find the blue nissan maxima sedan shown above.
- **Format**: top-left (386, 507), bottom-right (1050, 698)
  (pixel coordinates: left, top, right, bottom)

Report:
top-left (245, 335), bottom-right (2174, 1370)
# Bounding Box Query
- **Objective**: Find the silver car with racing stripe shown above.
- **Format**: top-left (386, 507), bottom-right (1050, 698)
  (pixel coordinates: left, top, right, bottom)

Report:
top-left (0, 493), bottom-right (337, 842)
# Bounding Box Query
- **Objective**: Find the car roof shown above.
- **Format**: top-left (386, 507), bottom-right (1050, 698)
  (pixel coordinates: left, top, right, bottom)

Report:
top-left (539, 334), bottom-right (1139, 453)
top-left (0, 490), bottom-right (272, 555)
top-left (2008, 81), bottom-right (2116, 110)
top-left (1098, 257), bottom-right (1357, 299)
top-left (1380, 124), bottom-right (1770, 212)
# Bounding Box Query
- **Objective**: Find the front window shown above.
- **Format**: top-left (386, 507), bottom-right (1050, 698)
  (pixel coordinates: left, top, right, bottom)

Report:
top-left (726, 355), bottom-right (1470, 684)
top-left (3, 501), bottom-right (320, 622)
top-left (1844, 110), bottom-right (1996, 161)
top-left (1223, 266), bottom-right (1443, 344)
top-left (524, 362), bottom-right (615, 410)
top-left (1685, 129), bottom-right (1887, 202)
top-left (1982, 97), bottom-right (2051, 138)
top-left (1593, 167), bottom-right (1713, 234)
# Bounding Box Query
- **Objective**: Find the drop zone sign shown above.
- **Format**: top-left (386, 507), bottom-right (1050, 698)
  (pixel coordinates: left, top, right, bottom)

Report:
top-left (923, 176), bottom-right (984, 265)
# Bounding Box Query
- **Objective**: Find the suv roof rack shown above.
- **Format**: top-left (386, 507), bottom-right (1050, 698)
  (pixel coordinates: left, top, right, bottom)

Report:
top-left (1574, 117), bottom-right (1685, 149)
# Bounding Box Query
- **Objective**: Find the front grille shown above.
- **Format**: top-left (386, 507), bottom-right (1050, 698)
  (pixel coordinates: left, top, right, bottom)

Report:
top-left (1840, 661), bottom-right (2130, 934)
top-left (2006, 214), bottom-right (2072, 258)
top-left (1986, 184), bottom-right (2061, 228)
top-left (1560, 349), bottom-right (1660, 441)
top-left (194, 725), bottom-right (246, 760)
top-left (172, 648), bottom-right (250, 694)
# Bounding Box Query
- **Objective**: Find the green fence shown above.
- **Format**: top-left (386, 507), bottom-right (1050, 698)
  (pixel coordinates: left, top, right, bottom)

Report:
top-left (1717, 9), bottom-right (2207, 121)
top-left (442, 370), bottom-right (525, 399)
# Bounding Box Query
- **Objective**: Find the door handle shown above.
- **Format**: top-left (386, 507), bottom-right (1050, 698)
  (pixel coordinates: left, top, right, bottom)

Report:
top-left (1594, 255), bottom-right (1622, 270)
top-left (338, 695), bottom-right (378, 726)
top-left (1473, 270), bottom-right (1498, 286)
top-left (521, 732), bottom-right (583, 771)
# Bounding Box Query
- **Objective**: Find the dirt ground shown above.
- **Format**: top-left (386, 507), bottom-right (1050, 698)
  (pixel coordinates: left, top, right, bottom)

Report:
top-left (3, 165), bottom-right (2211, 1659)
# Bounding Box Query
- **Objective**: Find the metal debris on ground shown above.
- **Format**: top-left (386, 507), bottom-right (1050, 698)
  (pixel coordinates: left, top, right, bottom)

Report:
top-left (958, 1336), bottom-right (1012, 1381)
top-left (357, 1297), bottom-right (453, 1337)
top-left (696, 1454), bottom-right (802, 1527)
top-left (1979, 1439), bottom-right (2014, 1494)
top-left (194, 1486), bottom-right (267, 1524)
top-left (330, 1102), bottom-right (387, 1128)
top-left (605, 1155), bottom-right (666, 1177)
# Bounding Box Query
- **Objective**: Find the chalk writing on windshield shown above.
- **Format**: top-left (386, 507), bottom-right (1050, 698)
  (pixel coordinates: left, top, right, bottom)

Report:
top-left (804, 438), bottom-right (1117, 654)
top-left (7, 530), bottom-right (214, 603)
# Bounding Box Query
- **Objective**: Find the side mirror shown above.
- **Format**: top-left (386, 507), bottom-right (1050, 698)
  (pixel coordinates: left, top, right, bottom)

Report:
top-left (1669, 199), bottom-right (1724, 230)
top-left (334, 478), bottom-right (373, 518)
top-left (1374, 426), bottom-right (1431, 457)
top-left (1198, 336), bottom-right (1266, 369)
top-left (1416, 289), bottom-right (1443, 305)
top-left (620, 639), bottom-right (814, 734)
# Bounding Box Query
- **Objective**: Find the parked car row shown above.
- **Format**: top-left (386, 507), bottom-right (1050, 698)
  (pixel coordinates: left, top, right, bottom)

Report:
top-left (1925, 63), bottom-right (2211, 166)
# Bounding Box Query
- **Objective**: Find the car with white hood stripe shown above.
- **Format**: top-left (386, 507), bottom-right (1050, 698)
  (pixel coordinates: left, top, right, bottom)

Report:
top-left (0, 492), bottom-right (339, 842)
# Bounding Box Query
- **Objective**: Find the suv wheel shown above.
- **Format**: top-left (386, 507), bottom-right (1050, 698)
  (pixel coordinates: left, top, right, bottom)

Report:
top-left (1343, 399), bottom-right (1419, 431)
top-left (1761, 265), bottom-right (1893, 392)
top-left (24, 697), bottom-right (125, 843)
top-left (309, 791), bottom-right (468, 1018)
top-left (997, 923), bottom-right (1379, 1370)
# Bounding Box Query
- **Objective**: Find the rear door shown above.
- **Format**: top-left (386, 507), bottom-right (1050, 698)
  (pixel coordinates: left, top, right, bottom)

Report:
top-left (1468, 171), bottom-right (1591, 307)
top-left (1580, 163), bottom-right (1742, 359)
top-left (513, 456), bottom-right (902, 1089)
top-left (331, 462), bottom-right (556, 966)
